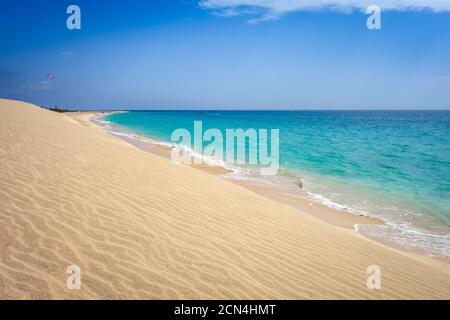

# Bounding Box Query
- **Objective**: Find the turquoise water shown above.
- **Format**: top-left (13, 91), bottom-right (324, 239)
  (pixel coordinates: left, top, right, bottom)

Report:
top-left (102, 111), bottom-right (450, 257)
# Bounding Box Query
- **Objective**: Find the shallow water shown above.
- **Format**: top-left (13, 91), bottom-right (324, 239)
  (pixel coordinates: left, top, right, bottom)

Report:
top-left (103, 110), bottom-right (450, 258)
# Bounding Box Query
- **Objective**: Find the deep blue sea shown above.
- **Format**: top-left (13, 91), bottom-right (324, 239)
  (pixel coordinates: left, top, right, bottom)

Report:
top-left (102, 111), bottom-right (450, 257)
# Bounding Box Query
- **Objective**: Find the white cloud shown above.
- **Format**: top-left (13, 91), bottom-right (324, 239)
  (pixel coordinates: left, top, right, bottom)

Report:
top-left (200, 0), bottom-right (450, 22)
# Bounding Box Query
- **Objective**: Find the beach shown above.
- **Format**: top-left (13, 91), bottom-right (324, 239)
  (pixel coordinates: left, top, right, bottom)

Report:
top-left (95, 113), bottom-right (385, 230)
top-left (0, 98), bottom-right (449, 299)
top-left (101, 109), bottom-right (450, 258)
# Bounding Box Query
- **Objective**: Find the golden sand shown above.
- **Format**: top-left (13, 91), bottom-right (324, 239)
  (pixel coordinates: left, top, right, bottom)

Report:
top-left (0, 99), bottom-right (449, 299)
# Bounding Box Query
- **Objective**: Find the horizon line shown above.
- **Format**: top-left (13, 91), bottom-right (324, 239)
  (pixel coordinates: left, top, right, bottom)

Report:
top-left (46, 107), bottom-right (450, 112)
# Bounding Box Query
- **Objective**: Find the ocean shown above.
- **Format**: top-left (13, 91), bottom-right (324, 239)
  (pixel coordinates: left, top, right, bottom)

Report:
top-left (101, 110), bottom-right (450, 258)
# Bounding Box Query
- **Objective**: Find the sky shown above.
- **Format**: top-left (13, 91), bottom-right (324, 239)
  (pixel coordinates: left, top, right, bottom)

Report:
top-left (0, 0), bottom-right (449, 110)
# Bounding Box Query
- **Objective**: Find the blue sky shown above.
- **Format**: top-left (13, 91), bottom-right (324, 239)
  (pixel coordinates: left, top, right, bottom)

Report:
top-left (0, 0), bottom-right (449, 109)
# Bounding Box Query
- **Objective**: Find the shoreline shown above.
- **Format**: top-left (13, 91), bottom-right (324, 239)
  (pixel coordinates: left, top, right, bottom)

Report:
top-left (89, 111), bottom-right (384, 229)
top-left (82, 111), bottom-right (449, 263)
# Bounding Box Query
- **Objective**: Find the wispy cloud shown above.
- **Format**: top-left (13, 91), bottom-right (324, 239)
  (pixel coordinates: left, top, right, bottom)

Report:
top-left (18, 81), bottom-right (50, 91)
top-left (200, 0), bottom-right (450, 22)
top-left (62, 51), bottom-right (75, 58)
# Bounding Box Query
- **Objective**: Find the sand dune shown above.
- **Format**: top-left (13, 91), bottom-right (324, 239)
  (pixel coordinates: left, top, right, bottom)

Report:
top-left (0, 98), bottom-right (449, 299)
